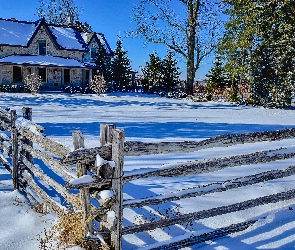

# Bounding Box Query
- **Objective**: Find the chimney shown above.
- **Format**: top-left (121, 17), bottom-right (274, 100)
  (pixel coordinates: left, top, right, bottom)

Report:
top-left (68, 15), bottom-right (73, 25)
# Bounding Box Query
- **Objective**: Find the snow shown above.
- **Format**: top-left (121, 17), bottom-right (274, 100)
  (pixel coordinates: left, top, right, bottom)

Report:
top-left (69, 175), bottom-right (94, 185)
top-left (0, 55), bottom-right (90, 68)
top-left (0, 19), bottom-right (39, 46)
top-left (15, 117), bottom-right (42, 135)
top-left (1, 92), bottom-right (295, 249)
top-left (99, 190), bottom-right (114, 200)
top-left (95, 154), bottom-right (107, 166)
top-left (49, 26), bottom-right (88, 51)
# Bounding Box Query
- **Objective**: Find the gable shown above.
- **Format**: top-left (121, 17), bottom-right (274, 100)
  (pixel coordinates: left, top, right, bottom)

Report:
top-left (82, 32), bottom-right (113, 55)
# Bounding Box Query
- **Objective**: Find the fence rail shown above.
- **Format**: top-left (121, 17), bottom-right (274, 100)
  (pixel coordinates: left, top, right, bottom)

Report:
top-left (1, 107), bottom-right (295, 249)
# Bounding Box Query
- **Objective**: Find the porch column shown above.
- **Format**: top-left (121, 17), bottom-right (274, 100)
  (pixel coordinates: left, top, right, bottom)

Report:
top-left (61, 68), bottom-right (64, 88)
top-left (89, 69), bottom-right (92, 83)
top-left (0, 66), bottom-right (2, 86)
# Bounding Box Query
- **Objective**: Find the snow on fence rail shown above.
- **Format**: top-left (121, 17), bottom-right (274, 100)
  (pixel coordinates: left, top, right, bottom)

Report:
top-left (2, 107), bottom-right (295, 250)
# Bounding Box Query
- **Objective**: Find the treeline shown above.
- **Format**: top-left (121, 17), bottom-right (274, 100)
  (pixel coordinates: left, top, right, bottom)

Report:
top-left (95, 38), bottom-right (183, 96)
top-left (207, 0), bottom-right (295, 108)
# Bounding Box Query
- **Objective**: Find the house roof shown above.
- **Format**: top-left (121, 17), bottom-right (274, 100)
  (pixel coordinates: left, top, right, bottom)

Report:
top-left (0, 18), bottom-right (90, 51)
top-left (0, 55), bottom-right (95, 68)
top-left (0, 19), bottom-right (40, 46)
top-left (81, 32), bottom-right (113, 55)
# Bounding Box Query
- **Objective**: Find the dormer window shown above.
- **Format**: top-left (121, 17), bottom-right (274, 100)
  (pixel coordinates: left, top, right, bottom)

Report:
top-left (38, 40), bottom-right (47, 55)
top-left (90, 48), bottom-right (96, 59)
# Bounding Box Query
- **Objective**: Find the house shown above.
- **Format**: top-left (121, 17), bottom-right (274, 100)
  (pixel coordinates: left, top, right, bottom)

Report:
top-left (0, 17), bottom-right (113, 91)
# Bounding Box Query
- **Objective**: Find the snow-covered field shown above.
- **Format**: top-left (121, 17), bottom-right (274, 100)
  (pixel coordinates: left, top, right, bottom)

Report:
top-left (1, 92), bottom-right (295, 250)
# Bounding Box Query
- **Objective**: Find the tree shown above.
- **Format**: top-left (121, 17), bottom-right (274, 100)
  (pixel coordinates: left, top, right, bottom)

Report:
top-left (206, 56), bottom-right (226, 94)
top-left (141, 51), bottom-right (163, 93)
top-left (111, 37), bottom-right (132, 92)
top-left (161, 51), bottom-right (181, 92)
top-left (95, 43), bottom-right (112, 85)
top-left (130, 0), bottom-right (223, 94)
top-left (24, 73), bottom-right (42, 94)
top-left (220, 0), bottom-right (295, 108)
top-left (141, 51), bottom-right (181, 93)
top-left (89, 74), bottom-right (107, 95)
top-left (36, 0), bottom-right (92, 31)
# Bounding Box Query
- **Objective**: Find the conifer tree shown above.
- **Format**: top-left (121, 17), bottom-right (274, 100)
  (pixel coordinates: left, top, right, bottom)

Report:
top-left (141, 52), bottom-right (162, 93)
top-left (206, 56), bottom-right (226, 95)
top-left (111, 37), bottom-right (132, 92)
top-left (161, 51), bottom-right (181, 93)
top-left (95, 44), bottom-right (112, 86)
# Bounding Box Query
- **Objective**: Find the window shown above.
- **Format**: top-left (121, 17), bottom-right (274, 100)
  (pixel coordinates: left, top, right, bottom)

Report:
top-left (38, 40), bottom-right (47, 55)
top-left (90, 48), bottom-right (96, 59)
top-left (38, 68), bottom-right (47, 82)
top-left (13, 66), bottom-right (22, 83)
top-left (64, 69), bottom-right (70, 84)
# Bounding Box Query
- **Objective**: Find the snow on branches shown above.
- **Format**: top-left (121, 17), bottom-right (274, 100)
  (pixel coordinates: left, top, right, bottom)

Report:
top-left (89, 74), bottom-right (107, 95)
top-left (24, 73), bottom-right (42, 94)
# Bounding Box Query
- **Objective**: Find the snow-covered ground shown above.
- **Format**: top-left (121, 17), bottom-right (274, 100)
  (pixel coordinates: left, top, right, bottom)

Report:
top-left (1, 92), bottom-right (295, 250)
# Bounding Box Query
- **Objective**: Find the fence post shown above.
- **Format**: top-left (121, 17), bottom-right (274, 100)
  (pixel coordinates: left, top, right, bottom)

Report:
top-left (11, 110), bottom-right (18, 190)
top-left (99, 124), bottom-right (116, 234)
top-left (22, 107), bottom-right (34, 166)
top-left (110, 129), bottom-right (124, 250)
top-left (72, 130), bottom-right (94, 237)
top-left (100, 124), bottom-right (116, 146)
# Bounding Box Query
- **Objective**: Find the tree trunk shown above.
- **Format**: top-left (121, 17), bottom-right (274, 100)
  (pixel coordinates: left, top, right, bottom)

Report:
top-left (185, 0), bottom-right (199, 95)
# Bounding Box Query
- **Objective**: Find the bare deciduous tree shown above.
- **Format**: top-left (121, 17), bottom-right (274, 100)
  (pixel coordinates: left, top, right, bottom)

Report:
top-left (129, 0), bottom-right (224, 94)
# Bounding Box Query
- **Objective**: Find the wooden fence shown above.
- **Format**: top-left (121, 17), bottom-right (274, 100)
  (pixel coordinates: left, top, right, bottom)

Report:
top-left (1, 107), bottom-right (295, 249)
top-left (64, 124), bottom-right (295, 250)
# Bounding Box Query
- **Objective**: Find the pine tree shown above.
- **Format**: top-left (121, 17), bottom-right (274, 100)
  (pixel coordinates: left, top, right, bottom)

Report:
top-left (220, 0), bottom-right (295, 108)
top-left (95, 43), bottom-right (112, 88)
top-left (141, 51), bottom-right (162, 93)
top-left (161, 51), bottom-right (181, 93)
top-left (206, 56), bottom-right (227, 96)
top-left (111, 37), bottom-right (132, 92)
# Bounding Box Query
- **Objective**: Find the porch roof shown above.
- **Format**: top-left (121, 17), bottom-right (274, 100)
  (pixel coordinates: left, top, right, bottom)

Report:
top-left (0, 55), bottom-right (95, 68)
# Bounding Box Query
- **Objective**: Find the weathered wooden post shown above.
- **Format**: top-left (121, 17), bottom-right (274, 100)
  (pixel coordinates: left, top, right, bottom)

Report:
top-left (72, 130), bottom-right (94, 237)
top-left (99, 124), bottom-right (116, 233)
top-left (110, 129), bottom-right (124, 250)
top-left (100, 124), bottom-right (116, 146)
top-left (10, 110), bottom-right (18, 190)
top-left (22, 107), bottom-right (34, 166)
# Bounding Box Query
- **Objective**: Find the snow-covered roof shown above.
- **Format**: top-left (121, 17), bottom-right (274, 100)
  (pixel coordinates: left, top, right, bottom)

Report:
top-left (49, 26), bottom-right (88, 51)
top-left (0, 19), bottom-right (40, 46)
top-left (81, 32), bottom-right (113, 55)
top-left (0, 55), bottom-right (95, 68)
top-left (0, 18), bottom-right (88, 51)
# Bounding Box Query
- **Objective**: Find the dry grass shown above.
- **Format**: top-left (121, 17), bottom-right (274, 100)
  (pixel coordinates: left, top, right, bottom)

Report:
top-left (37, 194), bottom-right (110, 250)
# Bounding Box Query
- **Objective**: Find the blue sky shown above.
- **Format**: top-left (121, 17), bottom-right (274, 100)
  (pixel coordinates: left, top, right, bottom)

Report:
top-left (0, 0), bottom-right (214, 80)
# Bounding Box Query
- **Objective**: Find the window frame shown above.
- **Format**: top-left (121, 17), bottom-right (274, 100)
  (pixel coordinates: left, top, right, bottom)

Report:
top-left (38, 40), bottom-right (47, 56)
top-left (90, 48), bottom-right (97, 59)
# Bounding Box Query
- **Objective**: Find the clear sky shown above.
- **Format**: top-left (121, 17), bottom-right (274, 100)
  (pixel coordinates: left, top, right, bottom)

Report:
top-left (0, 0), bottom-right (214, 80)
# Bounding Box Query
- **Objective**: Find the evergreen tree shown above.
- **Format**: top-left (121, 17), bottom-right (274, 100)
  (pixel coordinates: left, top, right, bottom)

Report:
top-left (95, 43), bottom-right (112, 86)
top-left (111, 37), bottom-right (132, 92)
top-left (206, 56), bottom-right (227, 95)
top-left (161, 51), bottom-right (181, 93)
top-left (141, 52), bottom-right (163, 93)
top-left (220, 0), bottom-right (295, 108)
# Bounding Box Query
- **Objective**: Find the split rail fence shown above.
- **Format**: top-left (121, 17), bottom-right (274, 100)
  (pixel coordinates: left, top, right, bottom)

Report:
top-left (1, 106), bottom-right (295, 249)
